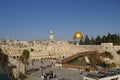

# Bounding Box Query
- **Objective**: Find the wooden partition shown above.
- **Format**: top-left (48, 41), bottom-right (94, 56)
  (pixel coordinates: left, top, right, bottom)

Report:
top-left (62, 64), bottom-right (94, 71)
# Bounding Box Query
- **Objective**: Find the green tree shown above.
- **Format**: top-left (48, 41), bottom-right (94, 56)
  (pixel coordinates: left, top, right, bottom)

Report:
top-left (31, 48), bottom-right (34, 51)
top-left (108, 63), bottom-right (116, 67)
top-left (88, 51), bottom-right (100, 70)
top-left (91, 36), bottom-right (95, 45)
top-left (117, 33), bottom-right (120, 45)
top-left (79, 39), bottom-right (84, 45)
top-left (78, 33), bottom-right (120, 45)
top-left (107, 33), bottom-right (112, 42)
top-left (73, 41), bottom-right (77, 45)
top-left (20, 49), bottom-right (30, 64)
top-left (98, 61), bottom-right (107, 68)
top-left (95, 36), bottom-right (101, 45)
top-left (84, 35), bottom-right (90, 45)
top-left (104, 51), bottom-right (113, 59)
top-left (102, 35), bottom-right (107, 43)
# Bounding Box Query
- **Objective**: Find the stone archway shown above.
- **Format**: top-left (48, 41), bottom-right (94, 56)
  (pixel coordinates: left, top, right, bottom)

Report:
top-left (13, 56), bottom-right (16, 58)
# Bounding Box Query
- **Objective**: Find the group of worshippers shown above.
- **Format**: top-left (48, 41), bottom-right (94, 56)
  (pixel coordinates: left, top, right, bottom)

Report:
top-left (41, 71), bottom-right (56, 80)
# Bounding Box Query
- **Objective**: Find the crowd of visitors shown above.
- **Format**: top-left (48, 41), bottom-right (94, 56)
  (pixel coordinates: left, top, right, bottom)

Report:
top-left (26, 68), bottom-right (39, 75)
top-left (41, 71), bottom-right (56, 80)
top-left (25, 59), bottom-right (84, 80)
top-left (26, 59), bottom-right (56, 77)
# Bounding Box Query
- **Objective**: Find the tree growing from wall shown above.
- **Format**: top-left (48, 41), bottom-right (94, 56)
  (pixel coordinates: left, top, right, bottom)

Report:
top-left (104, 51), bottom-right (113, 59)
top-left (87, 51), bottom-right (101, 70)
top-left (31, 48), bottom-right (34, 51)
top-left (117, 50), bottom-right (120, 55)
top-left (20, 49), bottom-right (30, 64)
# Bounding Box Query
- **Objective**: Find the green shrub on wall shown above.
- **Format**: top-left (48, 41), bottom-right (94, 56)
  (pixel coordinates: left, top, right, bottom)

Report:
top-left (117, 50), bottom-right (120, 55)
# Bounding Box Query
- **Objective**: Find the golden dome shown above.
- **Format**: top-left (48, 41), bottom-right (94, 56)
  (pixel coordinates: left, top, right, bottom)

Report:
top-left (73, 32), bottom-right (83, 39)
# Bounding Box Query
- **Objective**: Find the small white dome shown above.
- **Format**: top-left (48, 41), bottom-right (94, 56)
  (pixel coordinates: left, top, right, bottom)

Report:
top-left (50, 30), bottom-right (53, 34)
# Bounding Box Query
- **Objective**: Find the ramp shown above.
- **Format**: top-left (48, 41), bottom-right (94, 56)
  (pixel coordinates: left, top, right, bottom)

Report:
top-left (61, 51), bottom-right (95, 64)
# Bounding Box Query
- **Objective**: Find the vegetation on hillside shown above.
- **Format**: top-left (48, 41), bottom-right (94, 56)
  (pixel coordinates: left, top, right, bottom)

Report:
top-left (30, 48), bottom-right (34, 51)
top-left (87, 51), bottom-right (101, 67)
top-left (98, 61), bottom-right (116, 68)
top-left (100, 51), bottom-right (113, 59)
top-left (87, 51), bottom-right (115, 69)
top-left (79, 33), bottom-right (120, 45)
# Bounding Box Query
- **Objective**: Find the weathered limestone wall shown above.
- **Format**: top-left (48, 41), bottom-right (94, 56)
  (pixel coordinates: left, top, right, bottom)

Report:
top-left (1, 39), bottom-right (120, 65)
top-left (8, 57), bottom-right (25, 79)
top-left (78, 45), bottom-right (103, 52)
top-left (30, 50), bottom-right (55, 59)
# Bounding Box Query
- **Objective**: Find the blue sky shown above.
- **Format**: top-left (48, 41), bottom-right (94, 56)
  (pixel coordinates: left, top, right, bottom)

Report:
top-left (0, 0), bottom-right (120, 40)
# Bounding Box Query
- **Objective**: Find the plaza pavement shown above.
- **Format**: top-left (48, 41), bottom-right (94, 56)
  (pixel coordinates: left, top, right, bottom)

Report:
top-left (25, 59), bottom-right (87, 80)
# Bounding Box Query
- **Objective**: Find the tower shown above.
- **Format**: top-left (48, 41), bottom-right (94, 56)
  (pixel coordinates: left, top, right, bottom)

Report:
top-left (49, 30), bottom-right (54, 41)
top-left (6, 36), bottom-right (10, 42)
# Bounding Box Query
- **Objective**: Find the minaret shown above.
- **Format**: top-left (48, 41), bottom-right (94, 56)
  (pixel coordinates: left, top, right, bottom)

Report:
top-left (6, 36), bottom-right (10, 42)
top-left (49, 30), bottom-right (54, 41)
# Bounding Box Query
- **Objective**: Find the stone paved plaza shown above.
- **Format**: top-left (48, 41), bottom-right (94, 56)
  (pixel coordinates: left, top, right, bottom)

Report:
top-left (25, 59), bottom-right (87, 80)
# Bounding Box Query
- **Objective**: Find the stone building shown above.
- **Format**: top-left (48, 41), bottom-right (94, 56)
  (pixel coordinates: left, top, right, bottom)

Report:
top-left (1, 38), bottom-right (120, 65)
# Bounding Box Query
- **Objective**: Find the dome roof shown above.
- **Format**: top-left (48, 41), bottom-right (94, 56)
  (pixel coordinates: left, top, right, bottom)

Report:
top-left (50, 30), bottom-right (53, 34)
top-left (73, 32), bottom-right (83, 39)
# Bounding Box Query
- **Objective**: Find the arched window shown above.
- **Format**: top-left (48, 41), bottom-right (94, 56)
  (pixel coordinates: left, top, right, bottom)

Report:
top-left (13, 56), bottom-right (15, 58)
